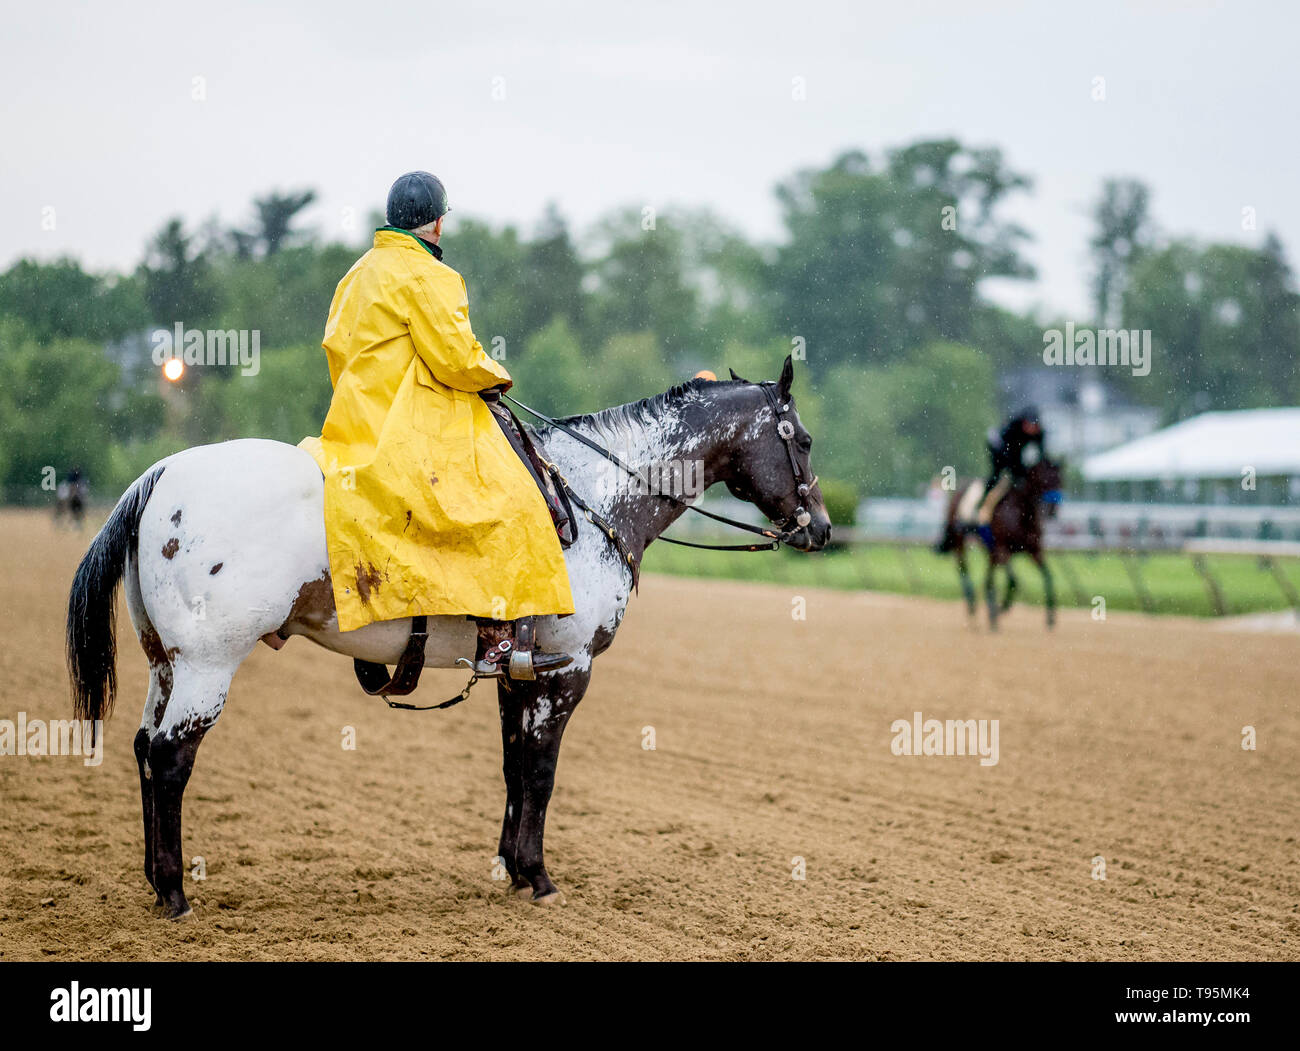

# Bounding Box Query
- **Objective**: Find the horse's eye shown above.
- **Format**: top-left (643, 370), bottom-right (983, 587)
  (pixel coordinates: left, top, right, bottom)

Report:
top-left (797, 436), bottom-right (813, 453)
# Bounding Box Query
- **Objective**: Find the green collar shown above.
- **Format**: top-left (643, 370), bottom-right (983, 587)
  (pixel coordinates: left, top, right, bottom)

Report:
top-left (375, 226), bottom-right (443, 260)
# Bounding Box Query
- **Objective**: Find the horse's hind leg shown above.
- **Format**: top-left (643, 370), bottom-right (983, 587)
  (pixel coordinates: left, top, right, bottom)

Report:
top-left (512, 666), bottom-right (591, 904)
top-left (146, 660), bottom-right (233, 919)
top-left (134, 664), bottom-right (173, 910)
top-left (125, 556), bottom-right (172, 908)
top-left (956, 546), bottom-right (976, 618)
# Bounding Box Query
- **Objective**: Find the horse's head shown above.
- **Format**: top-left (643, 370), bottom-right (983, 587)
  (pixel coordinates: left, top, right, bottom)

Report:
top-left (1028, 457), bottom-right (1064, 518)
top-left (721, 356), bottom-right (831, 552)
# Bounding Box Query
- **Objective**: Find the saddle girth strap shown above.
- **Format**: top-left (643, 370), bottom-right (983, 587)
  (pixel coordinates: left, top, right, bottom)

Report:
top-left (354, 615), bottom-right (429, 697)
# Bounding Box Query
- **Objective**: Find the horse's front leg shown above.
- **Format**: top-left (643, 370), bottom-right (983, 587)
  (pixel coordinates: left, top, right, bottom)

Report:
top-left (512, 665), bottom-right (590, 904)
top-left (1033, 550), bottom-right (1056, 629)
top-left (956, 545), bottom-right (976, 620)
top-left (496, 681), bottom-right (530, 896)
top-left (1001, 562), bottom-right (1018, 612)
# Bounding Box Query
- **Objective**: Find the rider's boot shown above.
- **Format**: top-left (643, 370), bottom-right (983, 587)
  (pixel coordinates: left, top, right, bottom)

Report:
top-left (472, 617), bottom-right (573, 680)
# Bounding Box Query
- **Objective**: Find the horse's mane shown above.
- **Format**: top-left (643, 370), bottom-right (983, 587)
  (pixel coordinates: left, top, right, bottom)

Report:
top-left (550, 377), bottom-right (751, 450)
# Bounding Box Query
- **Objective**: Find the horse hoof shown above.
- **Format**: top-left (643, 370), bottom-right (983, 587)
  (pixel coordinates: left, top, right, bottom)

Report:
top-left (160, 892), bottom-right (193, 920)
top-left (531, 889), bottom-right (564, 907)
top-left (508, 881), bottom-right (533, 899)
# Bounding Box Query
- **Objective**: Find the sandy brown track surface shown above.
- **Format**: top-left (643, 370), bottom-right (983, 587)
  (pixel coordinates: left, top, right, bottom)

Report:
top-left (1, 508), bottom-right (1297, 960)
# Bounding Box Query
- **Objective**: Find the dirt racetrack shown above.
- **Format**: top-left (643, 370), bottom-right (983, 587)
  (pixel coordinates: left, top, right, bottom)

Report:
top-left (1, 508), bottom-right (1297, 961)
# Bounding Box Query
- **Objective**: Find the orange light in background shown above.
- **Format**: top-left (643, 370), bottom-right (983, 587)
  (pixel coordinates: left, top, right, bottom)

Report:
top-left (162, 358), bottom-right (185, 382)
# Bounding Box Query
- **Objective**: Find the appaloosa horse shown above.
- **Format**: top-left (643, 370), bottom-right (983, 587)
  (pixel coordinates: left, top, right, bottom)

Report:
top-left (934, 458), bottom-right (1062, 630)
top-left (67, 357), bottom-right (829, 918)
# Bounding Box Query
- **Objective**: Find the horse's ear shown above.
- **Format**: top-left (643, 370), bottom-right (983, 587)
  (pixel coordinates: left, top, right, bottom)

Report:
top-left (728, 367), bottom-right (750, 383)
top-left (778, 354), bottom-right (794, 396)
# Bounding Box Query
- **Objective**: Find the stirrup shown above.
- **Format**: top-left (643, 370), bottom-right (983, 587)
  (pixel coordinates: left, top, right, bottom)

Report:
top-left (509, 649), bottom-right (574, 680)
top-left (506, 616), bottom-right (573, 680)
top-left (469, 648), bottom-right (573, 680)
top-left (509, 616), bottom-right (537, 680)
top-left (471, 617), bottom-right (574, 681)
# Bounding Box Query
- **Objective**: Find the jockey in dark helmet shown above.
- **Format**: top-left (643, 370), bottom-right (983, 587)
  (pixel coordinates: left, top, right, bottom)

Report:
top-left (303, 170), bottom-right (575, 682)
top-left (975, 407), bottom-right (1046, 536)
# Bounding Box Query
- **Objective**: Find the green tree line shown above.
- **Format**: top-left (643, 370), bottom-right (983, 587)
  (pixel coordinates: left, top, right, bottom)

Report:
top-left (1, 143), bottom-right (1297, 508)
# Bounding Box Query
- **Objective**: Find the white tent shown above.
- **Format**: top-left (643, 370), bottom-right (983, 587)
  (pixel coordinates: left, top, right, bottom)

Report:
top-left (1082, 407), bottom-right (1300, 481)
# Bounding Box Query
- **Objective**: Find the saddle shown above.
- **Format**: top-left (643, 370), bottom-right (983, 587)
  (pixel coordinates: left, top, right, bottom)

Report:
top-left (352, 390), bottom-right (576, 699)
top-left (481, 391), bottom-right (577, 549)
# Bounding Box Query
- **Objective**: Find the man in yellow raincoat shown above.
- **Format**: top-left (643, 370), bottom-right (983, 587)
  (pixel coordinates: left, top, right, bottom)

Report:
top-left (300, 171), bottom-right (574, 679)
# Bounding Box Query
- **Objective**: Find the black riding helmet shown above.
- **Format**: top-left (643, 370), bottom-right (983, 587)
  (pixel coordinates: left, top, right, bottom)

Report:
top-left (386, 171), bottom-right (450, 230)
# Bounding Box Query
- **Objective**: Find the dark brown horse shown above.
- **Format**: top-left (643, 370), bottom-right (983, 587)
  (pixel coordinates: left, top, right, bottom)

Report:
top-left (934, 458), bottom-right (1063, 630)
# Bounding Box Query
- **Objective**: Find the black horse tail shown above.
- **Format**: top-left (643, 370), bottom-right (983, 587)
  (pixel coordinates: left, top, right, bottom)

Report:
top-left (66, 465), bottom-right (166, 725)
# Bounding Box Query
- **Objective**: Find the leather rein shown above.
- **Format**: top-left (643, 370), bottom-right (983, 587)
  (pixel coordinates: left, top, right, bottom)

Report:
top-left (503, 382), bottom-right (817, 584)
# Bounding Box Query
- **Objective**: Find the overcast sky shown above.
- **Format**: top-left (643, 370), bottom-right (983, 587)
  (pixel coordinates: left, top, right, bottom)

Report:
top-left (2, 0), bottom-right (1296, 318)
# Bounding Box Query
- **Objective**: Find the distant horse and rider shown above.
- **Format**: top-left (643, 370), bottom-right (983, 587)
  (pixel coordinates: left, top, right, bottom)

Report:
top-left (53, 467), bottom-right (89, 529)
top-left (934, 408), bottom-right (1064, 629)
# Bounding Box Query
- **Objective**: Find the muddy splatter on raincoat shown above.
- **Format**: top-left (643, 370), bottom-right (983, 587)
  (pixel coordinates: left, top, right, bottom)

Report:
top-left (299, 227), bottom-right (574, 632)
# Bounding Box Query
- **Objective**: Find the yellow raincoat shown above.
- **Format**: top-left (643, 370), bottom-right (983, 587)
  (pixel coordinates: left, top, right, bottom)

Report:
top-left (299, 227), bottom-right (574, 632)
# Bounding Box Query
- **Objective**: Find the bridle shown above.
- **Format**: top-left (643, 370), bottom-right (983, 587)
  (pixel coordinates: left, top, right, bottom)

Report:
top-left (503, 382), bottom-right (817, 584)
top-left (755, 380), bottom-right (818, 539)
